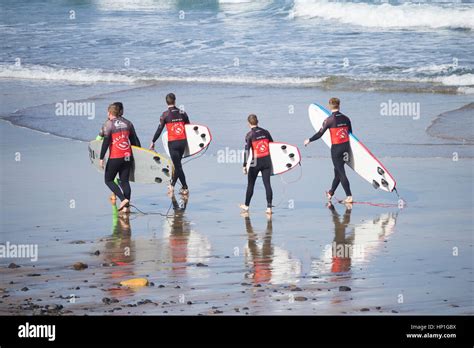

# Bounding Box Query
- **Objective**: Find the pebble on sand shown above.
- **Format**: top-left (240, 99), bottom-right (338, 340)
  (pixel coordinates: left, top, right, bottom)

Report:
top-left (102, 297), bottom-right (119, 305)
top-left (294, 296), bottom-right (308, 301)
top-left (72, 262), bottom-right (88, 271)
top-left (120, 278), bottom-right (149, 288)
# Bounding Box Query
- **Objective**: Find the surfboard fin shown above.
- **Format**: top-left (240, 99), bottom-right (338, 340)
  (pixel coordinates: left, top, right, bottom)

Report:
top-left (377, 167), bottom-right (385, 175)
top-left (199, 143), bottom-right (205, 148)
top-left (286, 163), bottom-right (292, 168)
top-left (200, 133), bottom-right (206, 138)
top-left (281, 145), bottom-right (287, 150)
top-left (289, 153), bottom-right (295, 158)
top-left (372, 180), bottom-right (380, 189)
top-left (162, 168), bottom-right (170, 176)
top-left (153, 156), bottom-right (161, 163)
top-left (155, 177), bottom-right (162, 184)
top-left (381, 178), bottom-right (389, 187)
top-left (193, 126), bottom-right (199, 131)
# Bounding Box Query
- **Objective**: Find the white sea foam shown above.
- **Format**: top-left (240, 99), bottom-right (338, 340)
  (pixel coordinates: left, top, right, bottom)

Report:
top-left (433, 73), bottom-right (474, 86)
top-left (0, 64), bottom-right (327, 86)
top-left (0, 64), bottom-right (137, 84)
top-left (1, 64), bottom-right (472, 93)
top-left (94, 0), bottom-right (174, 12)
top-left (291, 0), bottom-right (474, 30)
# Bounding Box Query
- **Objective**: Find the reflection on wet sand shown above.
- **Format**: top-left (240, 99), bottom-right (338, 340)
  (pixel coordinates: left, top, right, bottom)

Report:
top-left (312, 203), bottom-right (399, 277)
top-left (100, 193), bottom-right (212, 291)
top-left (102, 203), bottom-right (136, 297)
top-left (243, 214), bottom-right (301, 285)
top-left (161, 194), bottom-right (211, 278)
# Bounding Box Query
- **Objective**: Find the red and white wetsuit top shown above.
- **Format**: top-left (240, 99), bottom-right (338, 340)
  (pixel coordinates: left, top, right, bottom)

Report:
top-left (152, 106), bottom-right (190, 143)
top-left (244, 126), bottom-right (273, 165)
top-left (310, 111), bottom-right (352, 146)
top-left (102, 117), bottom-right (136, 159)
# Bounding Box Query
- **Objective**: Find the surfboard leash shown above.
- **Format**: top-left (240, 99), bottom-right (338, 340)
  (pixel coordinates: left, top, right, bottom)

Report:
top-left (182, 145), bottom-right (209, 166)
top-left (272, 163), bottom-right (303, 209)
top-left (333, 193), bottom-right (403, 208)
top-left (128, 201), bottom-right (174, 217)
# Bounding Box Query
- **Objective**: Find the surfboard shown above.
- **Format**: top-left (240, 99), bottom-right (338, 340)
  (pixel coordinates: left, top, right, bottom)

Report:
top-left (162, 124), bottom-right (212, 158)
top-left (308, 103), bottom-right (396, 192)
top-left (88, 140), bottom-right (172, 184)
top-left (246, 142), bottom-right (301, 176)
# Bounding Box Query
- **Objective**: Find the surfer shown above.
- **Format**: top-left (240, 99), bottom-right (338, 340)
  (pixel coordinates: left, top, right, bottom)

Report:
top-left (99, 102), bottom-right (141, 213)
top-left (304, 98), bottom-right (353, 203)
top-left (240, 114), bottom-right (274, 215)
top-left (97, 102), bottom-right (123, 202)
top-left (150, 93), bottom-right (190, 195)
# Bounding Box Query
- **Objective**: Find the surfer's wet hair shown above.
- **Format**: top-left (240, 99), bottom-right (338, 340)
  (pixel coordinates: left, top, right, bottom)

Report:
top-left (114, 102), bottom-right (124, 116)
top-left (166, 93), bottom-right (176, 106)
top-left (108, 102), bottom-right (123, 117)
top-left (248, 114), bottom-right (258, 126)
top-left (329, 97), bottom-right (340, 109)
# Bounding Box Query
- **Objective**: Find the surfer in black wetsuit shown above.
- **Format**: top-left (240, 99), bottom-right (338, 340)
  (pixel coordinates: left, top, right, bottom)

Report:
top-left (99, 103), bottom-right (141, 213)
top-left (150, 93), bottom-right (190, 196)
top-left (97, 102), bottom-right (124, 202)
top-left (304, 98), bottom-right (353, 203)
top-left (240, 114), bottom-right (274, 215)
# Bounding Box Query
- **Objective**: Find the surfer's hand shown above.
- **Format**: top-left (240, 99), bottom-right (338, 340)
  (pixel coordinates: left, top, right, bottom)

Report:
top-left (100, 159), bottom-right (105, 169)
top-left (243, 167), bottom-right (247, 175)
top-left (149, 142), bottom-right (155, 150)
top-left (304, 139), bottom-right (310, 146)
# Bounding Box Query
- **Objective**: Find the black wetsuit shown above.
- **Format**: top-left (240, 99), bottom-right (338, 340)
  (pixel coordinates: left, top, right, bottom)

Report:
top-left (310, 111), bottom-right (352, 196)
top-left (152, 106), bottom-right (190, 189)
top-left (243, 126), bottom-right (273, 208)
top-left (100, 117), bottom-right (140, 201)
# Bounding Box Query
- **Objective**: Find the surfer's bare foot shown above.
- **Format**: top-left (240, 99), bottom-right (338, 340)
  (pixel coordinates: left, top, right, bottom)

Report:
top-left (118, 199), bottom-right (130, 211)
top-left (120, 206), bottom-right (130, 214)
top-left (342, 196), bottom-right (353, 203)
top-left (344, 202), bottom-right (353, 210)
top-left (326, 191), bottom-right (333, 200)
top-left (109, 193), bottom-right (117, 205)
top-left (168, 185), bottom-right (174, 193)
top-left (239, 204), bottom-right (249, 212)
top-left (240, 211), bottom-right (249, 218)
top-left (266, 207), bottom-right (272, 215)
top-left (179, 188), bottom-right (189, 196)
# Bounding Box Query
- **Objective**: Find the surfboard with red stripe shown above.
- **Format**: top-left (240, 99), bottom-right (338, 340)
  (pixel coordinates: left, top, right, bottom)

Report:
top-left (308, 103), bottom-right (396, 192)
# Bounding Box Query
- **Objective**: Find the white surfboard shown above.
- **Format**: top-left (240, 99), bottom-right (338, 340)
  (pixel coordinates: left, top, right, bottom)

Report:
top-left (88, 140), bottom-right (172, 184)
top-left (308, 103), bottom-right (396, 192)
top-left (162, 124), bottom-right (212, 158)
top-left (246, 142), bottom-right (301, 176)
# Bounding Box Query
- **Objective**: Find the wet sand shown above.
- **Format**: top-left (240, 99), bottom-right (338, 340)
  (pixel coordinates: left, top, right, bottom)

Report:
top-left (0, 117), bottom-right (472, 315)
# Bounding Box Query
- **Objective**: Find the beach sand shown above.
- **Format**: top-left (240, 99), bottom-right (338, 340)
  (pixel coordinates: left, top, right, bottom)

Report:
top-left (0, 85), bottom-right (472, 315)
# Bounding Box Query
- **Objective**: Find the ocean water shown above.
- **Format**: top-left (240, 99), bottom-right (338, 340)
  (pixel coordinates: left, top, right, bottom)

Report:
top-left (0, 0), bottom-right (473, 93)
top-left (0, 0), bottom-right (473, 158)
